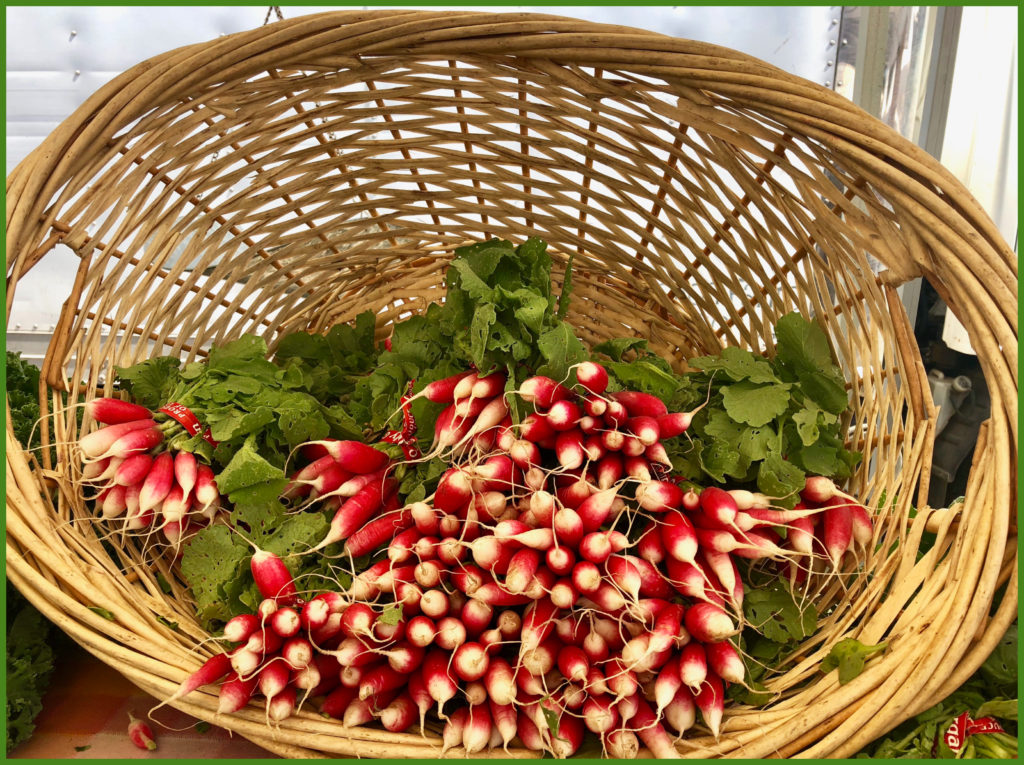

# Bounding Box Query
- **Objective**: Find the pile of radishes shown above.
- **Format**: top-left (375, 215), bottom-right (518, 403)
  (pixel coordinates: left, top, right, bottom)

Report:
top-left (158, 361), bottom-right (874, 758)
top-left (76, 398), bottom-right (223, 546)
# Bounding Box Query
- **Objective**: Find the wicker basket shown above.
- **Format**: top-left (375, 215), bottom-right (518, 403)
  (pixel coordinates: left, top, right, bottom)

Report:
top-left (6, 10), bottom-right (1017, 759)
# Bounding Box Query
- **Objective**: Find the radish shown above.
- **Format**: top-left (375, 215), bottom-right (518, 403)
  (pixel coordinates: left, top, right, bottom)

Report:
top-left (546, 399), bottom-right (582, 431)
top-left (471, 371), bottom-right (507, 400)
top-left (342, 507), bottom-right (412, 558)
top-left (705, 640), bottom-right (745, 684)
top-left (194, 464), bottom-right (219, 509)
top-left (555, 473), bottom-right (593, 510)
top-left (611, 391), bottom-right (668, 418)
top-left (571, 561), bottom-right (602, 595)
top-left (655, 654), bottom-right (684, 714)
top-left (588, 582), bottom-right (628, 613)
top-left (604, 400), bottom-right (629, 427)
top-left (418, 370), bottom-right (475, 404)
top-left (605, 728), bottom-right (640, 759)
top-left (555, 430), bottom-right (585, 469)
top-left (406, 616), bottom-right (437, 648)
top-left (601, 428), bottom-right (626, 452)
top-left (441, 706), bottom-right (469, 755)
top-left (454, 642), bottom-right (490, 682)
top-left (489, 698), bottom-right (517, 750)
top-left (699, 487), bottom-right (739, 527)
top-left (694, 672), bottom-right (725, 737)
top-left (509, 439), bottom-right (542, 470)
top-left (453, 393), bottom-right (493, 421)
top-left (550, 710), bottom-right (585, 758)
top-left (505, 548), bottom-right (541, 594)
top-left (101, 485), bottom-right (129, 519)
top-left (545, 545), bottom-right (575, 576)
top-left (595, 453), bottom-right (624, 490)
top-left (113, 453), bottom-right (153, 487)
top-left (461, 598), bottom-right (493, 635)
top-left (636, 480), bottom-right (683, 512)
top-left (575, 361), bottom-right (609, 394)
top-left (473, 454), bottom-right (515, 492)
top-left (284, 455), bottom-right (337, 499)
top-left (245, 627), bottom-right (283, 657)
top-left (624, 454), bottom-right (653, 482)
top-left (800, 475), bottom-right (852, 504)
top-left (606, 555), bottom-right (643, 601)
top-left (388, 527), bottom-right (422, 563)
top-left (250, 550), bottom-right (297, 603)
top-left (313, 439), bottom-right (389, 474)
top-left (656, 411), bottom-right (693, 439)
top-left (553, 507), bottom-right (584, 547)
top-left (787, 515), bottom-right (817, 556)
top-left (637, 526), bottom-right (666, 565)
top-left (823, 498), bottom-right (854, 568)
top-left (631, 695), bottom-right (680, 758)
top-left (577, 487), bottom-right (620, 533)
top-left (436, 616), bottom-right (468, 651)
top-left (78, 418), bottom-right (157, 459)
top-left (320, 684), bottom-right (359, 719)
top-left (281, 637), bottom-right (313, 669)
top-left (684, 602), bottom-right (735, 643)
top-left (550, 578), bottom-right (577, 609)
top-left (557, 645), bottom-right (589, 683)
top-left (139, 452), bottom-right (174, 513)
top-left (105, 427), bottom-right (164, 459)
top-left (661, 510), bottom-right (698, 563)
top-left (223, 614), bottom-right (260, 644)
top-left (269, 607), bottom-right (300, 638)
top-left (850, 503), bottom-right (874, 548)
top-left (664, 687), bottom-right (697, 735)
top-left (217, 672), bottom-right (258, 714)
top-left (380, 693), bottom-right (417, 733)
top-left (157, 652), bottom-right (232, 708)
top-left (87, 398), bottom-right (153, 425)
top-left (622, 435), bottom-right (647, 458)
top-left (582, 695), bottom-right (619, 734)
top-left (359, 664), bottom-right (408, 700)
top-left (484, 657), bottom-right (516, 706)
top-left (258, 661), bottom-right (290, 699)
top-left (127, 712), bottom-right (158, 751)
top-left (423, 649), bottom-right (459, 712)
top-left (266, 685), bottom-right (297, 722)
top-left (314, 477), bottom-right (398, 553)
top-left (628, 416), bottom-right (660, 446)
top-left (520, 599), bottom-right (560, 654)
top-left (159, 485), bottom-right (190, 523)
top-left (519, 375), bottom-right (572, 409)
top-left (520, 639), bottom-right (558, 676)
top-left (343, 688), bottom-right (400, 726)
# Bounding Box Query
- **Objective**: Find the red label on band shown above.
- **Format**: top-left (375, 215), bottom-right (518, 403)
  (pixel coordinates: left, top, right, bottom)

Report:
top-left (940, 712), bottom-right (1006, 754)
top-left (159, 403), bottom-right (219, 447)
top-left (381, 380), bottom-right (420, 459)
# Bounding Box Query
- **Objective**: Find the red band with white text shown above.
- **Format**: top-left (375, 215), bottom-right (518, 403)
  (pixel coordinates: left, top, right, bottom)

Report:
top-left (381, 381), bottom-right (420, 459)
top-left (159, 403), bottom-right (219, 447)
top-left (936, 712), bottom-right (1006, 754)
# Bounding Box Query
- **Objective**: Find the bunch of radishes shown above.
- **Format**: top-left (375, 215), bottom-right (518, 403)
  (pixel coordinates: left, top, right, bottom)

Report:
top-left (76, 398), bottom-right (222, 545)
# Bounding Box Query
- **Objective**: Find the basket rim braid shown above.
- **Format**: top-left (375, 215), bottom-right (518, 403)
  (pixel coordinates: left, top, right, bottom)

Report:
top-left (5, 10), bottom-right (1017, 759)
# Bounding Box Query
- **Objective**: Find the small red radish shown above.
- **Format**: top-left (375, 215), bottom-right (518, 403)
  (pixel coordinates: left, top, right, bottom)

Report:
top-left (436, 616), bottom-right (468, 651)
top-left (695, 672), bottom-right (725, 737)
top-left (705, 640), bottom-right (745, 684)
top-left (420, 589), bottom-right (450, 620)
top-left (557, 645), bottom-right (589, 683)
top-left (624, 454), bottom-right (653, 481)
top-left (684, 602), bottom-right (735, 643)
top-left (359, 664), bottom-right (408, 700)
top-left (699, 487), bottom-right (739, 527)
top-left (217, 672), bottom-right (258, 714)
top-left (442, 707), bottom-right (469, 755)
top-left (823, 498), bottom-right (854, 568)
top-left (342, 507), bottom-right (412, 558)
top-left (549, 710), bottom-right (585, 758)
top-left (555, 430), bottom-right (585, 469)
top-left (314, 477), bottom-right (398, 553)
top-left (509, 438), bottom-right (541, 469)
top-left (576, 487), bottom-right (620, 533)
top-left (471, 371), bottom-right (506, 399)
top-left (320, 684), bottom-right (359, 719)
top-left (519, 375), bottom-right (572, 409)
top-left (453, 393), bottom-right (493, 420)
top-left (631, 695), bottom-right (679, 758)
top-left (637, 525), bottom-right (666, 565)
top-left (655, 654), bottom-right (685, 713)
top-left (636, 479), bottom-right (683, 512)
top-left (194, 464), bottom-right (218, 509)
top-left (379, 692), bottom-right (417, 732)
top-left (281, 637), bottom-right (313, 669)
top-left (158, 652), bottom-right (231, 708)
top-left (405, 615), bottom-right (437, 648)
top-left (434, 468), bottom-right (474, 510)
top-left (545, 545), bottom-right (576, 576)
top-left (223, 613), bottom-right (260, 644)
top-left (266, 685), bottom-right (297, 722)
top-left (582, 695), bottom-right (619, 735)
top-left (269, 607), bottom-right (301, 638)
top-left (139, 452), bottom-right (174, 513)
top-left (550, 578), bottom-right (577, 609)
top-left (656, 411), bottom-right (693, 439)
top-left (612, 390), bottom-right (668, 418)
top-left (605, 728), bottom-right (640, 759)
top-left (596, 453), bottom-right (624, 489)
top-left (606, 555), bottom-right (643, 601)
top-left (575, 361), bottom-right (609, 394)
top-left (571, 561), bottom-right (602, 595)
top-left (101, 485), bottom-right (129, 519)
top-left (546, 399), bottom-right (582, 431)
top-left (454, 641), bottom-right (491, 682)
top-left (423, 649), bottom-right (459, 712)
top-left (78, 418), bottom-right (157, 459)
top-left (850, 502), bottom-right (874, 548)
top-left (250, 549), bottom-right (297, 603)
top-left (245, 627), bottom-right (283, 657)
top-left (601, 428), bottom-right (626, 452)
top-left (604, 399), bottom-right (629, 427)
top-left (605, 658), bottom-right (638, 698)
top-left (520, 598), bottom-right (559, 653)
top-left (649, 603), bottom-right (686, 653)
top-left (505, 548), bottom-right (541, 594)
top-left (519, 639), bottom-right (558, 677)
top-left (628, 415), bottom-right (661, 446)
top-left (470, 582), bottom-right (532, 607)
top-left (489, 698), bottom-right (517, 749)
top-left (553, 507), bottom-right (584, 547)
top-left (661, 509), bottom-right (698, 563)
top-left (159, 484), bottom-right (190, 523)
top-left (664, 687), bottom-right (697, 735)
top-left (621, 435), bottom-right (647, 458)
top-left (420, 370), bottom-right (475, 403)
top-left (113, 453), bottom-right (153, 487)
top-left (127, 712), bottom-right (157, 751)
top-left (106, 427), bottom-right (164, 459)
top-left (87, 398), bottom-right (152, 425)
top-left (800, 475), bottom-right (849, 504)
top-left (258, 660), bottom-right (290, 699)
top-left (583, 393), bottom-right (608, 417)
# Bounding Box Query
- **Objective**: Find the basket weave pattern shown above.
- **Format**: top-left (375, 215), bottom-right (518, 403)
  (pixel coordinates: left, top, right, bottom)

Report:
top-left (5, 11), bottom-right (1017, 758)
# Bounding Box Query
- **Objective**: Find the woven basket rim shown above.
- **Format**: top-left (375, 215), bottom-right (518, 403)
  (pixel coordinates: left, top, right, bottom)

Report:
top-left (5, 9), bottom-right (1017, 760)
